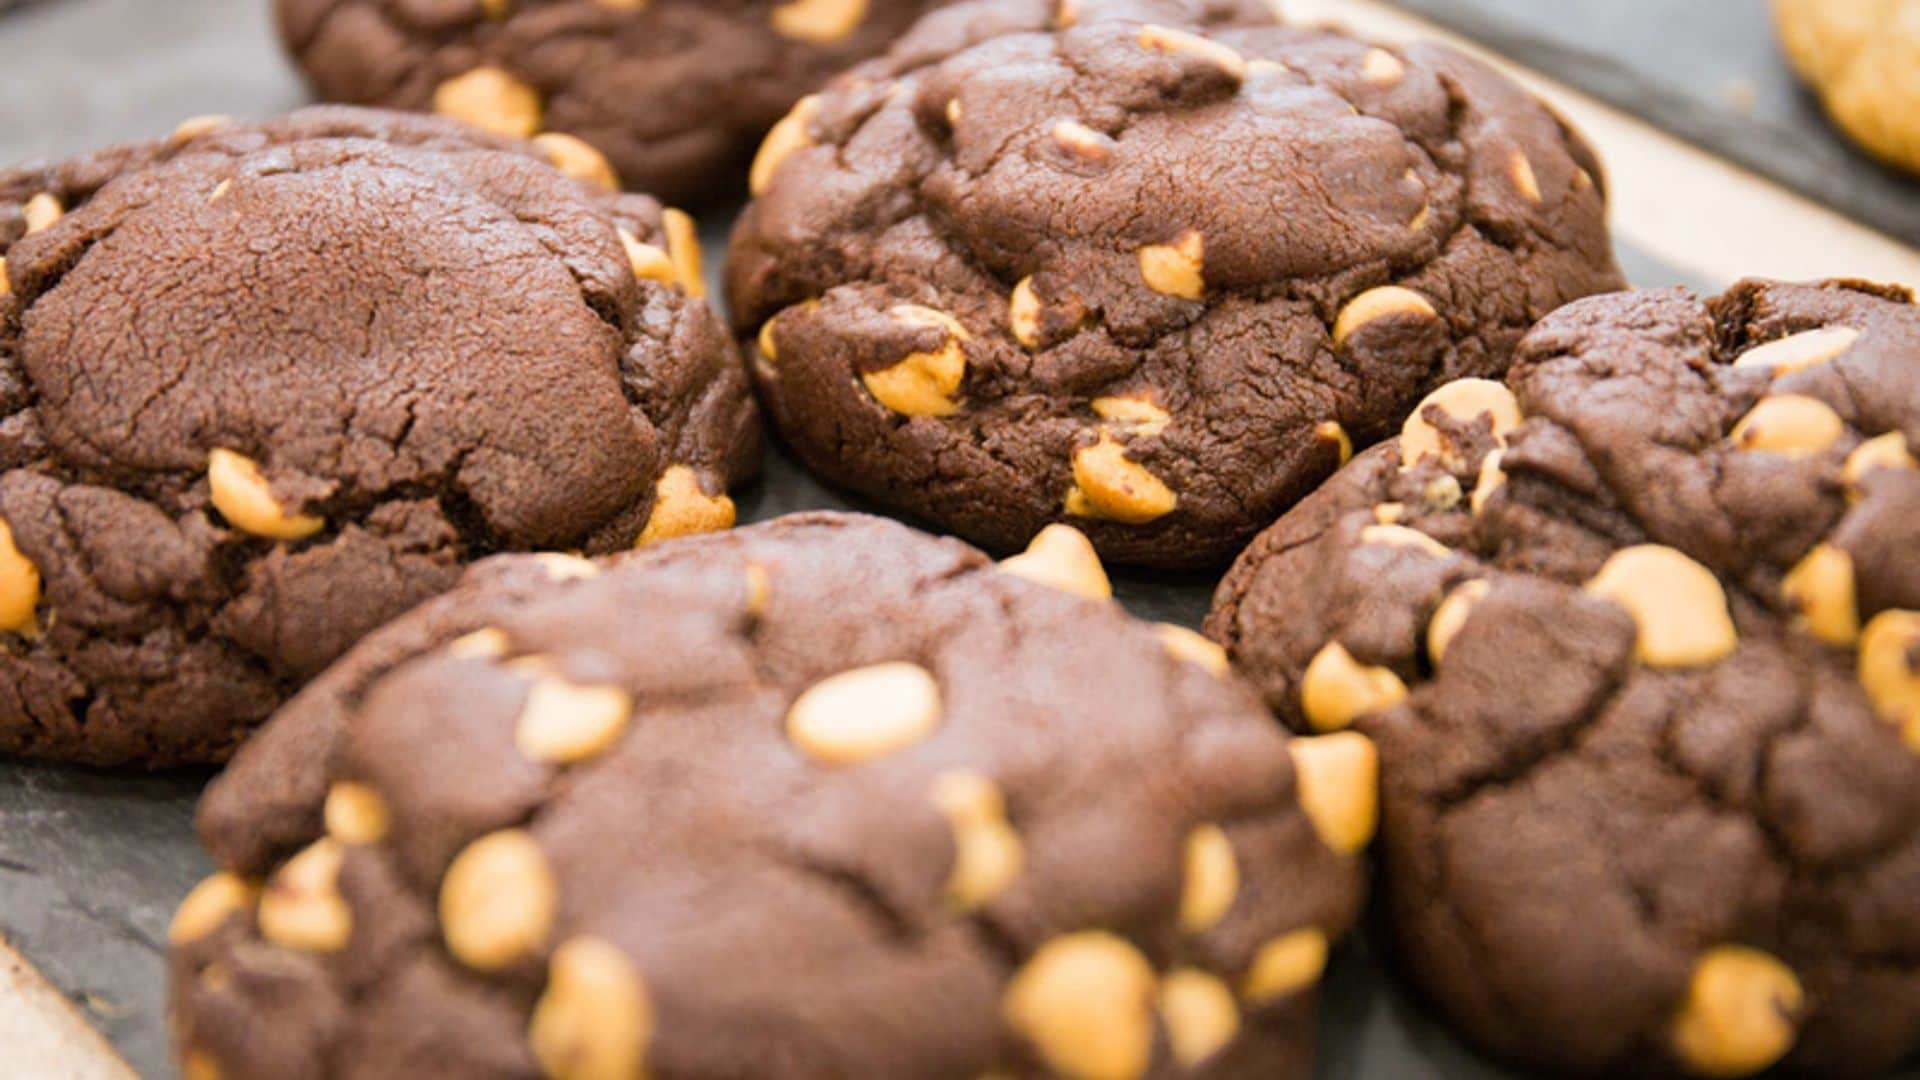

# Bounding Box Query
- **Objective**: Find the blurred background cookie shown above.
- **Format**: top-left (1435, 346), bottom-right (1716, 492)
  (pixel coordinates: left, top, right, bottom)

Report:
top-left (0, 107), bottom-right (757, 766)
top-left (728, 0), bottom-right (1623, 570)
top-left (1206, 278), bottom-right (1920, 1076)
top-left (1775, 0), bottom-right (1920, 174)
top-left (176, 512), bottom-right (1370, 1079)
top-left (273, 0), bottom-right (958, 204)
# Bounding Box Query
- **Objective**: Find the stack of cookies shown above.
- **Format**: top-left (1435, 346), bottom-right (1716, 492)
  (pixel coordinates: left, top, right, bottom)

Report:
top-left (0, 0), bottom-right (1913, 1077)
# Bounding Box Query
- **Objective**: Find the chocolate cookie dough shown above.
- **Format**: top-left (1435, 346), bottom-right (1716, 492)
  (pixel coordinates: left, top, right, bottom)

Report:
top-left (1207, 280), bottom-right (1920, 1076)
top-left (1774, 0), bottom-right (1920, 175)
top-left (726, 0), bottom-right (1623, 569)
top-left (171, 512), bottom-right (1371, 1079)
top-left (275, 0), bottom-right (954, 205)
top-left (0, 107), bottom-right (757, 767)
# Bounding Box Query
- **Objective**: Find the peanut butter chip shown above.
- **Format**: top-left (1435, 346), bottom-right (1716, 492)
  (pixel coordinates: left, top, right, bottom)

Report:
top-left (1315, 420), bottom-right (1354, 465)
top-left (1733, 326), bottom-right (1859, 376)
top-left (516, 675), bottom-right (633, 764)
top-left (1781, 543), bottom-right (1859, 646)
top-left (787, 661), bottom-right (941, 765)
top-left (258, 839), bottom-right (352, 953)
top-left (1137, 24), bottom-right (1247, 81)
top-left (1730, 394), bottom-right (1844, 456)
top-left (1508, 148), bottom-right (1542, 201)
top-left (636, 465), bottom-right (736, 547)
top-left (449, 628), bottom-right (512, 660)
top-left (169, 873), bottom-right (259, 946)
top-left (1006, 522), bottom-right (1113, 595)
top-left (1159, 969), bottom-right (1241, 1066)
top-left (208, 448), bottom-right (324, 541)
top-left (661, 208), bottom-right (705, 298)
top-left (1398, 378), bottom-right (1521, 470)
top-left (1300, 642), bottom-right (1407, 733)
top-left (1067, 435), bottom-right (1177, 524)
top-left (1003, 932), bottom-right (1156, 1080)
top-left (932, 771), bottom-right (1023, 909)
top-left (0, 518), bottom-right (41, 634)
top-left (750, 95), bottom-right (820, 196)
top-left (1361, 47), bottom-right (1405, 85)
top-left (618, 228), bottom-right (677, 287)
top-left (1860, 610), bottom-right (1920, 749)
top-left (1244, 928), bottom-right (1329, 1002)
top-left (324, 781), bottom-right (392, 845)
top-left (534, 553), bottom-right (599, 581)
top-left (171, 114), bottom-right (233, 143)
top-left (1138, 229), bottom-right (1205, 300)
top-left (1158, 624), bottom-right (1229, 676)
top-left (1179, 825), bottom-right (1239, 932)
top-left (862, 305), bottom-right (969, 416)
top-left (770, 0), bottom-right (867, 43)
top-left (433, 67), bottom-right (543, 139)
top-left (530, 937), bottom-right (653, 1080)
top-left (1334, 286), bottom-right (1438, 349)
top-left (1671, 946), bottom-right (1804, 1078)
top-left (1471, 448), bottom-right (1508, 515)
top-left (22, 192), bottom-right (63, 234)
top-left (1051, 120), bottom-right (1114, 164)
top-left (1360, 523), bottom-right (1450, 558)
top-left (1009, 276), bottom-right (1044, 348)
top-left (532, 133), bottom-right (619, 191)
top-left (1585, 545), bottom-right (1738, 668)
top-left (1288, 732), bottom-right (1380, 856)
top-left (1427, 579), bottom-right (1490, 663)
top-left (1844, 432), bottom-right (1917, 496)
top-left (999, 524), bottom-right (1112, 600)
top-left (1092, 395), bottom-right (1171, 437)
top-left (441, 829), bottom-right (557, 971)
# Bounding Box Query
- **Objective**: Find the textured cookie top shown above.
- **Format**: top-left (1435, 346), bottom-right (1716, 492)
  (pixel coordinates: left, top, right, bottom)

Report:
top-left (726, 0), bottom-right (1622, 569)
top-left (176, 513), bottom-right (1368, 1078)
top-left (0, 107), bottom-right (756, 766)
top-left (1207, 280), bottom-right (1920, 1076)
top-left (276, 0), bottom-right (953, 204)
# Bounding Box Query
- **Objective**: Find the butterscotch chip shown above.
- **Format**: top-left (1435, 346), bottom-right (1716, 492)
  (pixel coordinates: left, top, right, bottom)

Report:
top-left (448, 627), bottom-right (512, 660)
top-left (661, 208), bottom-right (706, 299)
top-left (1243, 927), bottom-right (1329, 1002)
top-left (171, 114), bottom-right (234, 143)
top-left (433, 67), bottom-right (543, 139)
top-left (1003, 932), bottom-right (1156, 1080)
top-left (751, 95), bottom-right (821, 197)
top-left (1586, 545), bottom-right (1738, 668)
top-left (529, 937), bottom-right (653, 1080)
top-left (1157, 624), bottom-right (1229, 675)
top-left (0, 518), bottom-right (41, 634)
top-left (1670, 946), bottom-right (1804, 1078)
top-left (619, 228), bottom-right (677, 287)
top-left (257, 839), bottom-right (352, 953)
top-left (636, 466), bottom-right (737, 547)
top-left (1399, 378), bottom-right (1521, 470)
top-left (1730, 394), bottom-right (1844, 456)
top-left (1360, 522), bottom-right (1450, 558)
top-left (169, 873), bottom-right (259, 946)
top-left (1206, 281), bottom-right (1920, 1077)
top-left (441, 829), bottom-right (557, 971)
top-left (1091, 395), bottom-right (1171, 437)
top-left (771, 0), bottom-right (869, 44)
top-left (515, 674), bottom-right (633, 764)
top-left (1300, 642), bottom-right (1407, 732)
top-left (1287, 732), bottom-right (1379, 855)
top-left (1066, 435), bottom-right (1177, 524)
top-left (22, 192), bottom-right (62, 234)
top-left (533, 132), bottom-right (620, 191)
top-left (208, 448), bottom-right (325, 541)
top-left (323, 782), bottom-right (391, 846)
top-left (1508, 148), bottom-right (1541, 202)
top-left (861, 306), bottom-right (969, 416)
top-left (729, 5), bottom-right (1620, 569)
top-left (998, 524), bottom-right (1112, 600)
top-left (174, 515), bottom-right (1364, 1076)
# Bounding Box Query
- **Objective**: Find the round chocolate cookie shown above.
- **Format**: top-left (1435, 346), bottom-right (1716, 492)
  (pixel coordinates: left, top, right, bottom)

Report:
top-left (171, 512), bottom-right (1371, 1078)
top-left (275, 0), bottom-right (955, 205)
top-left (1206, 279), bottom-right (1920, 1076)
top-left (726, 0), bottom-right (1623, 570)
top-left (0, 107), bottom-right (757, 767)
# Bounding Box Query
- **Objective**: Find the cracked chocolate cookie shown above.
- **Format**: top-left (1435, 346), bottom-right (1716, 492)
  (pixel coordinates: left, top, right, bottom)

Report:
top-left (1775, 0), bottom-right (1920, 175)
top-left (275, 0), bottom-right (955, 205)
top-left (0, 107), bottom-right (758, 768)
top-left (726, 0), bottom-right (1624, 570)
top-left (171, 512), bottom-right (1370, 1079)
top-left (1206, 280), bottom-right (1920, 1076)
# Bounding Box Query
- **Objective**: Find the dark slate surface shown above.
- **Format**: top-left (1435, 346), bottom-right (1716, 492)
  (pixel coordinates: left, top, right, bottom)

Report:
top-left (0, 1), bottom-right (1901, 1078)
top-left (1392, 0), bottom-right (1920, 248)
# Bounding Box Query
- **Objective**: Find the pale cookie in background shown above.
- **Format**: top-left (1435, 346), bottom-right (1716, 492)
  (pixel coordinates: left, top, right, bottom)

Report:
top-left (727, 0), bottom-right (1623, 569)
top-left (1207, 279), bottom-right (1920, 1076)
top-left (0, 107), bottom-right (757, 767)
top-left (274, 0), bottom-right (957, 204)
top-left (175, 512), bottom-right (1369, 1078)
top-left (1774, 0), bottom-right (1920, 174)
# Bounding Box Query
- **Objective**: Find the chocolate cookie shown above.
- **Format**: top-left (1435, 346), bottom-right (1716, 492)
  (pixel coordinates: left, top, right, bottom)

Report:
top-left (0, 107), bottom-right (758, 767)
top-left (1774, 0), bottom-right (1920, 175)
top-left (1207, 280), bottom-right (1920, 1076)
top-left (275, 0), bottom-right (955, 205)
top-left (170, 512), bottom-right (1371, 1078)
top-left (726, 0), bottom-right (1623, 570)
